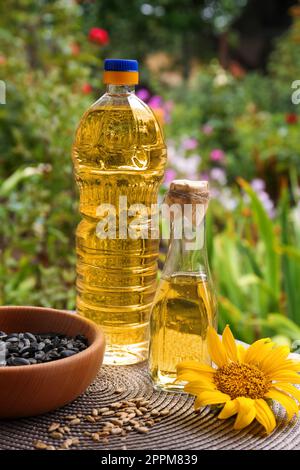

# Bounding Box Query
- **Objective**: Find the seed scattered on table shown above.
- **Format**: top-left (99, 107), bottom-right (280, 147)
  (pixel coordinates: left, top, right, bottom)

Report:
top-left (136, 426), bottom-right (150, 434)
top-left (145, 419), bottom-right (155, 426)
top-left (160, 409), bottom-right (170, 416)
top-left (138, 407), bottom-right (148, 413)
top-left (69, 418), bottom-right (81, 425)
top-left (61, 439), bottom-right (73, 449)
top-left (48, 422), bottom-right (60, 432)
top-left (92, 433), bottom-right (100, 442)
top-left (60, 438), bottom-right (80, 449)
top-left (65, 414), bottom-right (77, 420)
top-left (111, 427), bottom-right (122, 435)
top-left (98, 407), bottom-right (110, 413)
top-left (34, 440), bottom-right (48, 450)
top-left (84, 415), bottom-right (96, 423)
top-left (50, 431), bottom-right (64, 439)
top-left (34, 395), bottom-right (172, 450)
top-left (102, 411), bottom-right (115, 416)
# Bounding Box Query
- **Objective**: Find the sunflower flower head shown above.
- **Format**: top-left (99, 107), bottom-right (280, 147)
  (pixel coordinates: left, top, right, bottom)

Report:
top-left (176, 325), bottom-right (300, 434)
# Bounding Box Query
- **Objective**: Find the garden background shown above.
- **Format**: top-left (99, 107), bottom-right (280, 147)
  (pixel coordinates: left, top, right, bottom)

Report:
top-left (1, 0), bottom-right (300, 347)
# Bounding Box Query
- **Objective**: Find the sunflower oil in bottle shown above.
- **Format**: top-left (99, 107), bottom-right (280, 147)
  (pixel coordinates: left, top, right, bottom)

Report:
top-left (149, 180), bottom-right (217, 390)
top-left (72, 59), bottom-right (167, 365)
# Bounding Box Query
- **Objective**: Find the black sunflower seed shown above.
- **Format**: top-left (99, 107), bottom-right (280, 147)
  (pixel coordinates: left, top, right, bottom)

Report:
top-left (60, 349), bottom-right (77, 358)
top-left (0, 331), bottom-right (88, 367)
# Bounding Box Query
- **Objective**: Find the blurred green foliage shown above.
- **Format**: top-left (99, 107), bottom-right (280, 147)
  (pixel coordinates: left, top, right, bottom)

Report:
top-left (161, 9), bottom-right (300, 345)
top-left (211, 181), bottom-right (300, 345)
top-left (167, 62), bottom-right (300, 188)
top-left (0, 0), bottom-right (99, 308)
top-left (85, 0), bottom-right (247, 77)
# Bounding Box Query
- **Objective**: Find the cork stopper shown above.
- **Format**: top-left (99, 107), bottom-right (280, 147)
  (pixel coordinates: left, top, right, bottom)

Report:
top-left (164, 180), bottom-right (209, 227)
top-left (165, 179), bottom-right (209, 206)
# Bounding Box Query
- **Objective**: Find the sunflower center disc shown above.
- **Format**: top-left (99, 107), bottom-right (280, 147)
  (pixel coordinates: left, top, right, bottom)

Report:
top-left (214, 362), bottom-right (271, 399)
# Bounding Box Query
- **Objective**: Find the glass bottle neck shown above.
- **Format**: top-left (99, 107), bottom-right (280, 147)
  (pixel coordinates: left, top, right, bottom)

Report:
top-left (162, 210), bottom-right (209, 278)
top-left (106, 84), bottom-right (135, 95)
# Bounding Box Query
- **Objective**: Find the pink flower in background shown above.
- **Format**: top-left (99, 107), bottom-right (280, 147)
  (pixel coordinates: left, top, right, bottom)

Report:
top-left (250, 179), bottom-right (275, 218)
top-left (148, 95), bottom-right (163, 109)
top-left (164, 168), bottom-right (177, 184)
top-left (220, 188), bottom-right (238, 211)
top-left (210, 168), bottom-right (227, 185)
top-left (136, 88), bottom-right (151, 102)
top-left (182, 137), bottom-right (198, 150)
top-left (164, 100), bottom-right (174, 113)
top-left (202, 124), bottom-right (213, 135)
top-left (176, 154), bottom-right (201, 177)
top-left (210, 187), bottom-right (221, 199)
top-left (210, 148), bottom-right (225, 162)
top-left (200, 172), bottom-right (209, 181)
top-left (136, 90), bottom-right (173, 124)
top-left (163, 100), bottom-right (174, 123)
top-left (251, 178), bottom-right (265, 192)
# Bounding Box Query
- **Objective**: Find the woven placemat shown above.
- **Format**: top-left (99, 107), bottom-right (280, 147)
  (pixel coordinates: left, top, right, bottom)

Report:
top-left (0, 362), bottom-right (300, 450)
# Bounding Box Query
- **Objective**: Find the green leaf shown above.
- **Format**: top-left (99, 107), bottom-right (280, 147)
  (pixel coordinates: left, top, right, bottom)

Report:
top-left (238, 178), bottom-right (280, 309)
top-left (278, 188), bottom-right (300, 323)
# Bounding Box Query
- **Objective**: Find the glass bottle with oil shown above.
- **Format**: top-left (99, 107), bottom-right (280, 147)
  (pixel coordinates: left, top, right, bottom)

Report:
top-left (149, 180), bottom-right (217, 391)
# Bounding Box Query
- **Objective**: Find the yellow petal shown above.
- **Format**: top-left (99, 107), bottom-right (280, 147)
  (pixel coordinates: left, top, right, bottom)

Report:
top-left (234, 397), bottom-right (256, 430)
top-left (290, 360), bottom-right (300, 372)
top-left (184, 380), bottom-right (216, 394)
top-left (244, 338), bottom-right (273, 365)
top-left (265, 359), bottom-right (300, 373)
top-left (177, 361), bottom-right (215, 374)
top-left (263, 361), bottom-right (300, 378)
top-left (255, 399), bottom-right (276, 434)
top-left (176, 372), bottom-right (214, 384)
top-left (177, 361), bottom-right (215, 372)
top-left (260, 346), bottom-right (290, 376)
top-left (237, 344), bottom-right (246, 362)
top-left (176, 362), bottom-right (216, 383)
top-left (265, 388), bottom-right (299, 421)
top-left (194, 396), bottom-right (206, 409)
top-left (268, 371), bottom-right (300, 383)
top-left (222, 325), bottom-right (238, 362)
top-left (274, 383), bottom-right (300, 403)
top-left (218, 399), bottom-right (238, 419)
top-left (207, 327), bottom-right (228, 367)
top-left (193, 390), bottom-right (230, 407)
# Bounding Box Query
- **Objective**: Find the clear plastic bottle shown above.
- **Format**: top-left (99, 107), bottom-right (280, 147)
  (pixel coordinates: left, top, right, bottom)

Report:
top-left (149, 180), bottom-right (217, 391)
top-left (72, 59), bottom-right (167, 365)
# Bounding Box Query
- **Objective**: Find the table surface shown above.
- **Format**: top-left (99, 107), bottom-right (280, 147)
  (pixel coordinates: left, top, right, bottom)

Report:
top-left (0, 361), bottom-right (300, 450)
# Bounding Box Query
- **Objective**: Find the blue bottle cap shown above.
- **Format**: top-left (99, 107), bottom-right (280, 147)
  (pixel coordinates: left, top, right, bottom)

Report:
top-left (104, 59), bottom-right (138, 72)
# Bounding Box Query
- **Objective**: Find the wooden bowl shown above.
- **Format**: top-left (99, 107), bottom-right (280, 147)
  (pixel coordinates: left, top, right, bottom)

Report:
top-left (0, 306), bottom-right (105, 418)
